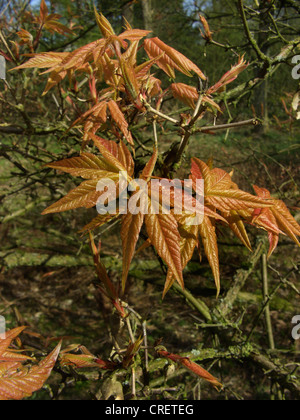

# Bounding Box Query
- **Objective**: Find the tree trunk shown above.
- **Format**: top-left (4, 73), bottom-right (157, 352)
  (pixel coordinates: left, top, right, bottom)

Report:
top-left (141, 0), bottom-right (153, 31)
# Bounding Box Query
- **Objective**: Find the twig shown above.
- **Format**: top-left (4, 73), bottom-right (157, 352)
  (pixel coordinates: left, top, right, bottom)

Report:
top-left (143, 321), bottom-right (149, 373)
top-left (153, 120), bottom-right (158, 149)
top-left (0, 29), bottom-right (17, 64)
top-left (125, 316), bottom-right (135, 343)
top-left (143, 102), bottom-right (179, 125)
top-left (262, 254), bottom-right (275, 350)
top-left (193, 118), bottom-right (259, 133)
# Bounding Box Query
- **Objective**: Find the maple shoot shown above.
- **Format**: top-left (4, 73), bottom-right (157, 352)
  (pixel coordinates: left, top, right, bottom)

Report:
top-left (2, 0), bottom-right (300, 401)
top-left (12, 9), bottom-right (300, 298)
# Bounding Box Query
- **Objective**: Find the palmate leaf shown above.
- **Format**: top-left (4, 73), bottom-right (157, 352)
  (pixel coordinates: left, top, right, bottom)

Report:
top-left (42, 153), bottom-right (120, 214)
top-left (13, 39), bottom-right (106, 93)
top-left (42, 143), bottom-right (131, 215)
top-left (191, 158), bottom-right (272, 211)
top-left (71, 101), bottom-right (107, 142)
top-left (50, 39), bottom-right (105, 73)
top-left (120, 150), bottom-right (158, 290)
top-left (39, 0), bottom-right (73, 35)
top-left (43, 137), bottom-right (134, 215)
top-left (91, 134), bottom-right (134, 176)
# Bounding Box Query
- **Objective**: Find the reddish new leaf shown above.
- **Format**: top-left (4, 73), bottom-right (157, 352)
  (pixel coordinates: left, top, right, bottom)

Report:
top-left (91, 134), bottom-right (134, 176)
top-left (46, 153), bottom-right (118, 179)
top-left (221, 210), bottom-right (252, 251)
top-left (0, 342), bottom-right (61, 400)
top-left (163, 218), bottom-right (198, 298)
top-left (107, 100), bottom-right (134, 146)
top-left (12, 52), bottom-right (68, 70)
top-left (42, 180), bottom-right (103, 214)
top-left (199, 216), bottom-right (220, 296)
top-left (121, 211), bottom-right (145, 290)
top-left (157, 349), bottom-right (222, 390)
top-left (145, 209), bottom-right (184, 289)
top-left (191, 159), bottom-right (271, 211)
top-left (252, 185), bottom-right (300, 256)
top-left (144, 37), bottom-right (206, 80)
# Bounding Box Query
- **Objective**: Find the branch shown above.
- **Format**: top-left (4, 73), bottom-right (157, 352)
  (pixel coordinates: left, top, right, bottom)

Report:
top-left (237, 0), bottom-right (270, 64)
top-left (0, 125), bottom-right (66, 136)
top-left (193, 118), bottom-right (260, 133)
top-left (143, 101), bottom-right (179, 124)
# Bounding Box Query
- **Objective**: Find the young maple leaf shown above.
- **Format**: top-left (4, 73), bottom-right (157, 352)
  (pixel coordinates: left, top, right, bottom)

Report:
top-left (251, 185), bottom-right (300, 257)
top-left (0, 327), bottom-right (30, 363)
top-left (199, 15), bottom-right (213, 42)
top-left (188, 159), bottom-right (272, 295)
top-left (0, 328), bottom-right (61, 400)
top-left (42, 136), bottom-right (133, 215)
top-left (163, 216), bottom-right (198, 298)
top-left (144, 37), bottom-right (206, 80)
top-left (221, 210), bottom-right (252, 252)
top-left (156, 348), bottom-right (222, 390)
top-left (171, 83), bottom-right (221, 112)
top-left (121, 211), bottom-right (145, 290)
top-left (120, 148), bottom-right (157, 291)
top-left (60, 352), bottom-right (116, 370)
top-left (207, 56), bottom-right (248, 95)
top-left (38, 0), bottom-right (74, 36)
top-left (190, 158), bottom-right (271, 212)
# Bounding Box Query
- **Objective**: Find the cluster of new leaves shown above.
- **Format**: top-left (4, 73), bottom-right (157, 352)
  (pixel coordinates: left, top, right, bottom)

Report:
top-left (13, 10), bottom-right (300, 297)
top-left (7, 0), bottom-right (74, 59)
top-left (0, 327), bottom-right (60, 400)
